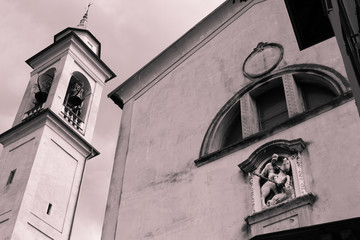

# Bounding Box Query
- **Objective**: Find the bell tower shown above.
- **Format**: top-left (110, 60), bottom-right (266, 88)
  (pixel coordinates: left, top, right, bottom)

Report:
top-left (0, 6), bottom-right (115, 240)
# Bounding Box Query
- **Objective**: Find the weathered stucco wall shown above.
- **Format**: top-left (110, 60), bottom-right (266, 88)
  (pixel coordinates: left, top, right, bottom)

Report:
top-left (112, 0), bottom-right (360, 239)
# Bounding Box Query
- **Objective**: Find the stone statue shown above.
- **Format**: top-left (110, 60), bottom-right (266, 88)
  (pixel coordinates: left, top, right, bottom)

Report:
top-left (256, 154), bottom-right (294, 208)
top-left (267, 157), bottom-right (294, 207)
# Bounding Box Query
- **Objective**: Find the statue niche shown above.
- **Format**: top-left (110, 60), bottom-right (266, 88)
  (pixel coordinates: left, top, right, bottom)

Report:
top-left (239, 139), bottom-right (316, 237)
top-left (238, 138), bottom-right (309, 213)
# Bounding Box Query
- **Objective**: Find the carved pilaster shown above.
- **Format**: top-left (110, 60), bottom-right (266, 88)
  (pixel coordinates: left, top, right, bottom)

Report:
top-left (295, 153), bottom-right (307, 195)
top-left (288, 152), bottom-right (307, 197)
top-left (240, 93), bottom-right (259, 138)
top-left (282, 74), bottom-right (305, 117)
top-left (249, 173), bottom-right (256, 213)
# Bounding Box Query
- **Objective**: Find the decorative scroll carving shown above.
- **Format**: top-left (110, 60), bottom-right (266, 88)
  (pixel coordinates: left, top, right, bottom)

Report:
top-left (295, 153), bottom-right (307, 195)
top-left (249, 174), bottom-right (256, 213)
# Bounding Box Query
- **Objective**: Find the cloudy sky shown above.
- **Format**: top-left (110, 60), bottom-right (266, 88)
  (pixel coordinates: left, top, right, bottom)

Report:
top-left (0, 0), bottom-right (225, 239)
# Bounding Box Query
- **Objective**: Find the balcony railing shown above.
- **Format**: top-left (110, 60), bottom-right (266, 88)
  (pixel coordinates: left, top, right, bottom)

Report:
top-left (61, 105), bottom-right (84, 131)
top-left (22, 104), bottom-right (44, 121)
top-left (22, 104), bottom-right (84, 132)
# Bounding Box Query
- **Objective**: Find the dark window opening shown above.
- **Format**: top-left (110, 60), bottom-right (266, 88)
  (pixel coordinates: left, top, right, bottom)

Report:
top-left (47, 203), bottom-right (53, 215)
top-left (285, 0), bottom-right (334, 50)
top-left (256, 85), bottom-right (288, 130)
top-left (294, 73), bottom-right (338, 110)
top-left (6, 169), bottom-right (16, 185)
top-left (300, 82), bottom-right (337, 110)
top-left (222, 111), bottom-right (242, 148)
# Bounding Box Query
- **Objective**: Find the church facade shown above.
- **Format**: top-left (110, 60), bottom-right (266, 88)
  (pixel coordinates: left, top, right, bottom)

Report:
top-left (104, 0), bottom-right (360, 239)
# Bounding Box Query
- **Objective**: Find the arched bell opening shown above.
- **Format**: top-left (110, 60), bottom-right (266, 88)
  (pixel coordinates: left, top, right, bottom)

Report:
top-left (63, 71), bottom-right (91, 130)
top-left (23, 68), bottom-right (56, 121)
top-left (34, 68), bottom-right (55, 106)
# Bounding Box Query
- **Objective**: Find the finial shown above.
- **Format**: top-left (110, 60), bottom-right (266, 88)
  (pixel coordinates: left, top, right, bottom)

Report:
top-left (78, 3), bottom-right (93, 28)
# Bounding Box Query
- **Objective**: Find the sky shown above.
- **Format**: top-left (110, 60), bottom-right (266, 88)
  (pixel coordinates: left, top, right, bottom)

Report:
top-left (0, 0), bottom-right (225, 239)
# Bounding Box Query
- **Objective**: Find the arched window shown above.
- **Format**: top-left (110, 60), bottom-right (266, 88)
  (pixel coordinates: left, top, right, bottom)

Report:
top-left (221, 104), bottom-right (242, 148)
top-left (197, 64), bottom-right (350, 164)
top-left (202, 103), bottom-right (243, 154)
top-left (63, 72), bottom-right (91, 130)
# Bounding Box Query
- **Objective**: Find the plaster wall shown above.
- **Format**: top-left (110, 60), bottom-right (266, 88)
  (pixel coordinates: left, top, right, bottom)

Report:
top-left (117, 101), bottom-right (360, 239)
top-left (15, 125), bottom-right (84, 240)
top-left (0, 127), bottom-right (43, 239)
top-left (0, 120), bottom-right (87, 239)
top-left (113, 0), bottom-right (358, 239)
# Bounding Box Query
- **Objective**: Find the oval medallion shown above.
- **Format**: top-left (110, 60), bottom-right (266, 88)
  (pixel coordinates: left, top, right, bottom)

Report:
top-left (243, 42), bottom-right (284, 79)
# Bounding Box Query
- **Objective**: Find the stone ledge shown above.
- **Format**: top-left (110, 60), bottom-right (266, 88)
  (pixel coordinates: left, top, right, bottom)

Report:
top-left (245, 193), bottom-right (316, 238)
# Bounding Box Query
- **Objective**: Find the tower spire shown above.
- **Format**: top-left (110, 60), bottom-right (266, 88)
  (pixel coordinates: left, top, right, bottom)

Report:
top-left (78, 3), bottom-right (93, 28)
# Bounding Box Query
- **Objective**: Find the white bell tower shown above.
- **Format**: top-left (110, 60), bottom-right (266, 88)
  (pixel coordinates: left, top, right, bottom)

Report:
top-left (0, 6), bottom-right (115, 240)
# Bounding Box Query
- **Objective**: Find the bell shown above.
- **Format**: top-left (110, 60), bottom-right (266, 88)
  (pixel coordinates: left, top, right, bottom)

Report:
top-left (68, 94), bottom-right (83, 107)
top-left (35, 91), bottom-right (48, 104)
top-left (67, 81), bottom-right (85, 107)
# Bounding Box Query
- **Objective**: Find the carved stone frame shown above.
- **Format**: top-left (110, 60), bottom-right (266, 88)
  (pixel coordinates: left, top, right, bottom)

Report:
top-left (238, 138), bottom-right (316, 237)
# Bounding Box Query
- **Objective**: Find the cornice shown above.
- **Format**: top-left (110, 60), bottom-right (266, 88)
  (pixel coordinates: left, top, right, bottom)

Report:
top-left (54, 27), bottom-right (102, 57)
top-left (26, 32), bottom-right (116, 82)
top-left (0, 109), bottom-right (99, 159)
top-left (108, 0), bottom-right (266, 109)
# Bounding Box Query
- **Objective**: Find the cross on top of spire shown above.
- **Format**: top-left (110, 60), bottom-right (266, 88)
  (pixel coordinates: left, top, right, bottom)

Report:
top-left (78, 3), bottom-right (93, 28)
